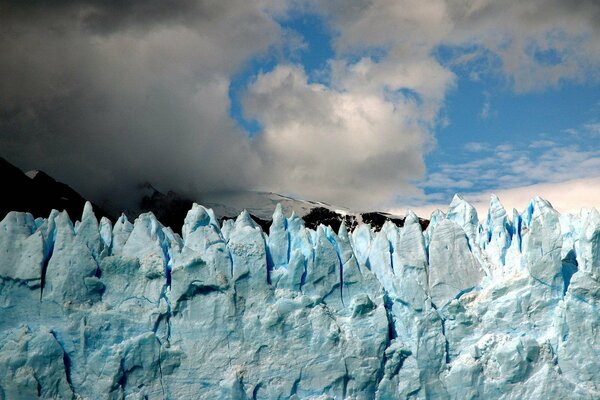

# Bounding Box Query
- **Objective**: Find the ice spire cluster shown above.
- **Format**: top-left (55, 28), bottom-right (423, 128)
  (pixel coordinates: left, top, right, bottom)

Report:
top-left (0, 195), bottom-right (599, 399)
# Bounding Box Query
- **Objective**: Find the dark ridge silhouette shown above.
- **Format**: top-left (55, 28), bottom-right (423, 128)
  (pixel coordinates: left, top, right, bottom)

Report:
top-left (303, 207), bottom-right (358, 232)
top-left (137, 183), bottom-right (194, 235)
top-left (361, 212), bottom-right (405, 231)
top-left (360, 212), bottom-right (429, 231)
top-left (0, 157), bottom-right (112, 222)
top-left (1, 157), bottom-right (429, 235)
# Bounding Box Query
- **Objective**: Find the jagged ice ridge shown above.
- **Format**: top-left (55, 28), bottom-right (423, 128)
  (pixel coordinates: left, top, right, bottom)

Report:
top-left (0, 195), bottom-right (599, 399)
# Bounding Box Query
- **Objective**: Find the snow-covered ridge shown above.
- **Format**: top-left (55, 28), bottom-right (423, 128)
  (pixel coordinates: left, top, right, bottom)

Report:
top-left (0, 195), bottom-right (599, 399)
top-left (24, 169), bottom-right (40, 179)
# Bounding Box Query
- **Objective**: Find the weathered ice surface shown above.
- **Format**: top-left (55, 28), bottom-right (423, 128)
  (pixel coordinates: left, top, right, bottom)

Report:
top-left (0, 196), bottom-right (599, 399)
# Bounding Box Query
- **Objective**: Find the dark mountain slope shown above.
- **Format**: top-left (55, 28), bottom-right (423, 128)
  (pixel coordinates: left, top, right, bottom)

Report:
top-left (0, 157), bottom-right (112, 222)
top-left (2, 157), bottom-right (429, 234)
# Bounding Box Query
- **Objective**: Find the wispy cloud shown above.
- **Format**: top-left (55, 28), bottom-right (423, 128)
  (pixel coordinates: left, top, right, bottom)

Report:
top-left (528, 140), bottom-right (556, 148)
top-left (479, 91), bottom-right (494, 119)
top-left (392, 176), bottom-right (600, 219)
top-left (584, 122), bottom-right (600, 136)
top-left (1, 0), bottom-right (600, 211)
top-left (561, 120), bottom-right (600, 137)
top-left (464, 142), bottom-right (488, 152)
top-left (401, 130), bottom-right (600, 213)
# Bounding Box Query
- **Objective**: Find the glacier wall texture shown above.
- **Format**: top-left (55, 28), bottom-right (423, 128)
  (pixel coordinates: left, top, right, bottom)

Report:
top-left (0, 195), bottom-right (599, 399)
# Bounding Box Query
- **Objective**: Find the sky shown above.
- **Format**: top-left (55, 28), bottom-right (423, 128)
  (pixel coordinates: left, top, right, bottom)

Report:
top-left (1, 0), bottom-right (599, 217)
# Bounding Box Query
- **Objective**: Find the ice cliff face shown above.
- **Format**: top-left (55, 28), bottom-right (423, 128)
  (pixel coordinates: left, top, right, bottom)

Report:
top-left (0, 195), bottom-right (599, 399)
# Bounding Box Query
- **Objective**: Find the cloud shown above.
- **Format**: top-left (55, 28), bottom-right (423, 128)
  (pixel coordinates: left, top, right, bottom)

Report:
top-left (479, 91), bottom-right (496, 120)
top-left (244, 2), bottom-right (459, 208)
top-left (480, 98), bottom-right (491, 119)
top-left (528, 140), bottom-right (557, 148)
top-left (401, 132), bottom-right (600, 215)
top-left (316, 0), bottom-right (600, 91)
top-left (243, 64), bottom-right (445, 209)
top-left (584, 122), bottom-right (600, 136)
top-left (395, 176), bottom-right (600, 219)
top-left (1, 0), bottom-right (599, 213)
top-left (0, 1), bottom-right (269, 35)
top-left (445, 0), bottom-right (600, 90)
top-left (464, 142), bottom-right (488, 152)
top-left (0, 0), bottom-right (283, 208)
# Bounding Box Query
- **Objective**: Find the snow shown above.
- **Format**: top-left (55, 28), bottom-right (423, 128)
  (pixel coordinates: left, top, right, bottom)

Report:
top-left (24, 169), bottom-right (39, 179)
top-left (0, 197), bottom-right (599, 399)
top-left (199, 190), bottom-right (351, 220)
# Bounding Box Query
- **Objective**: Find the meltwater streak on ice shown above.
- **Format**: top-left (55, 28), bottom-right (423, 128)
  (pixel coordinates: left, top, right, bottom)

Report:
top-left (0, 195), bottom-right (599, 399)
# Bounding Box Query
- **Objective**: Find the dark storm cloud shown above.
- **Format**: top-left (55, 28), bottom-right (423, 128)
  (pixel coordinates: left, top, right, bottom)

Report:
top-left (1, 0), bottom-right (600, 213)
top-left (0, 0), bottom-right (281, 210)
top-left (1, 0), bottom-right (217, 33)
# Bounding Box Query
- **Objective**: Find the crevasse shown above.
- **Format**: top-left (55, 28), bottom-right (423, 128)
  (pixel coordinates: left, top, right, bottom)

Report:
top-left (0, 195), bottom-right (599, 399)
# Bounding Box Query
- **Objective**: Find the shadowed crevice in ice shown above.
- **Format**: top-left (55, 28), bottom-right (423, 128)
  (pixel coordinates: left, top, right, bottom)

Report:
top-left (561, 249), bottom-right (579, 295)
top-left (0, 196), bottom-right (599, 399)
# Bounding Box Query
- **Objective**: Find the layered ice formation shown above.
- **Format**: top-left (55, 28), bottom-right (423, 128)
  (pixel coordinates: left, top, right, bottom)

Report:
top-left (0, 195), bottom-right (599, 399)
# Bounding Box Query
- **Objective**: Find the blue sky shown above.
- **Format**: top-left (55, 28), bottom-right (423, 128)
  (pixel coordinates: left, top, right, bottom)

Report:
top-left (228, 8), bottom-right (600, 213)
top-left (424, 59), bottom-right (600, 199)
top-left (229, 13), bottom-right (335, 135)
top-left (2, 1), bottom-right (599, 215)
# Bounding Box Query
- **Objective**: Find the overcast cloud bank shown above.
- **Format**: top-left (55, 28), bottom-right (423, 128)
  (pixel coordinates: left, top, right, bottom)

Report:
top-left (1, 0), bottom-right (599, 211)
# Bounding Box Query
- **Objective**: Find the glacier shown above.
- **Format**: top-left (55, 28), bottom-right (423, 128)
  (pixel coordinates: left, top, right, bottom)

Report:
top-left (0, 195), bottom-right (599, 399)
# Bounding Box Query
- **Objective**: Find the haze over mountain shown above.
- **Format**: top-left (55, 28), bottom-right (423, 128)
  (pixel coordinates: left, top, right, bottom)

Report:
top-left (1, 157), bottom-right (428, 235)
top-left (1, 1), bottom-right (599, 213)
top-left (2, 2), bottom-right (600, 399)
top-left (0, 157), bottom-right (110, 222)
